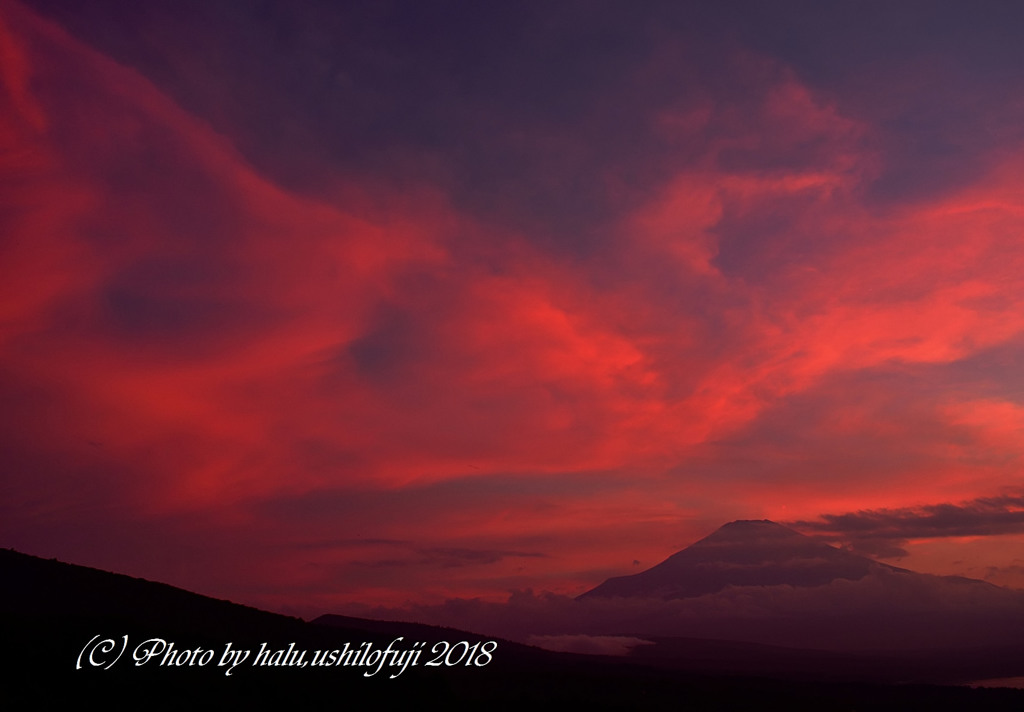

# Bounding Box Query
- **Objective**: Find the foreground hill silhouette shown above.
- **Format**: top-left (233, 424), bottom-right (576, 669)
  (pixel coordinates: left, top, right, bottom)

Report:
top-left (4, 548), bottom-right (1024, 710)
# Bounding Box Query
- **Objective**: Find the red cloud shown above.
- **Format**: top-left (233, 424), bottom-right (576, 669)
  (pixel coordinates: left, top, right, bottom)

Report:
top-left (5, 1), bottom-right (1024, 609)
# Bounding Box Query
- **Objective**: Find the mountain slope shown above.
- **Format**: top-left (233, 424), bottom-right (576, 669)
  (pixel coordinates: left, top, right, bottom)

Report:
top-left (568, 520), bottom-right (1024, 652)
top-left (583, 519), bottom-right (939, 599)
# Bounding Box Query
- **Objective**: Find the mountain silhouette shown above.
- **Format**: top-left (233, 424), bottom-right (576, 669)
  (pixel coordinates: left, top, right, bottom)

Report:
top-left (565, 520), bottom-right (1024, 653)
top-left (580, 520), bottom-right (908, 600)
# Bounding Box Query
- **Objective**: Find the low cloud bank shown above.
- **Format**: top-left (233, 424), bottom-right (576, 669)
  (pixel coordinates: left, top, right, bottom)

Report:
top-left (342, 571), bottom-right (1024, 651)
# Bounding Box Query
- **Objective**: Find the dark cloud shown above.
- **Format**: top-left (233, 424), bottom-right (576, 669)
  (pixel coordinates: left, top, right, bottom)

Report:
top-left (347, 303), bottom-right (425, 380)
top-left (793, 492), bottom-right (1024, 544)
top-left (353, 547), bottom-right (546, 570)
top-left (292, 538), bottom-right (412, 551)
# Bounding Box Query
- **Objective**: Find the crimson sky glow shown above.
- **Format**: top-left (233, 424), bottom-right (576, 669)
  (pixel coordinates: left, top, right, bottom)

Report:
top-left (3, 0), bottom-right (1024, 617)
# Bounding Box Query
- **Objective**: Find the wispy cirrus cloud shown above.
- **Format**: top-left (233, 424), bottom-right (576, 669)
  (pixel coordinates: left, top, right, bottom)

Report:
top-left (7, 0), bottom-right (1024, 610)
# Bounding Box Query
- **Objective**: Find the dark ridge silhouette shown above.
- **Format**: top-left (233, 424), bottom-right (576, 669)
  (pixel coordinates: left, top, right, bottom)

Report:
top-left (4, 547), bottom-right (1024, 710)
top-left (579, 519), bottom-right (909, 600)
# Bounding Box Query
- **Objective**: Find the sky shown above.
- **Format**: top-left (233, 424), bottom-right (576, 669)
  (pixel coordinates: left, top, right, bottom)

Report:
top-left (3, 0), bottom-right (1024, 618)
